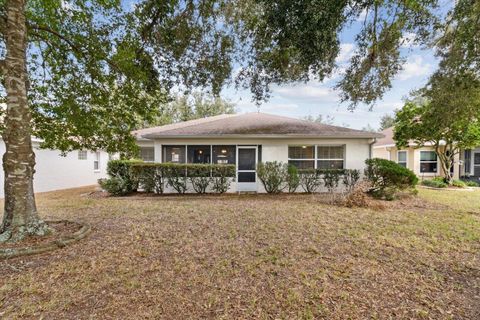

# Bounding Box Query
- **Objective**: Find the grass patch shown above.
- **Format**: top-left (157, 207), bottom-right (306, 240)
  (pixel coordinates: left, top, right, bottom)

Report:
top-left (0, 187), bottom-right (479, 319)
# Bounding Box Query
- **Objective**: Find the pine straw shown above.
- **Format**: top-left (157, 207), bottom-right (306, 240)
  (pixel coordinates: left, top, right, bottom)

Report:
top-left (0, 187), bottom-right (479, 319)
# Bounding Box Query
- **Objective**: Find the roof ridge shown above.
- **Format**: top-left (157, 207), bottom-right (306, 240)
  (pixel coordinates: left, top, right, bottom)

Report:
top-left (133, 113), bottom-right (236, 135)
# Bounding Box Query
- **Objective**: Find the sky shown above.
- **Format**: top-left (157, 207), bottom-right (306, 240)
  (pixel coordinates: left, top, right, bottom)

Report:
top-left (221, 19), bottom-right (439, 131)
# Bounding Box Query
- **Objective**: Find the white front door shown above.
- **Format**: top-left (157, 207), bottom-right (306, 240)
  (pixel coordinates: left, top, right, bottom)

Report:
top-left (236, 146), bottom-right (257, 192)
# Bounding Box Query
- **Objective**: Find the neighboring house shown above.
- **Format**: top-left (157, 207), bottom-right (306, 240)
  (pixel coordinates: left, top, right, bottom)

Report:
top-left (373, 127), bottom-right (480, 181)
top-left (0, 137), bottom-right (109, 197)
top-left (133, 112), bottom-right (383, 193)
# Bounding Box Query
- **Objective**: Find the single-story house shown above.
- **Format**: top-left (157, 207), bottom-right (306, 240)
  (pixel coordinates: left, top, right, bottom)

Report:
top-left (0, 137), bottom-right (109, 197)
top-left (133, 112), bottom-right (383, 193)
top-left (373, 127), bottom-right (480, 181)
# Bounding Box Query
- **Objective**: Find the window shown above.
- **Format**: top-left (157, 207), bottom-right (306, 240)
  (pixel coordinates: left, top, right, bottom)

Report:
top-left (139, 147), bottom-right (155, 162)
top-left (187, 145), bottom-right (211, 163)
top-left (288, 146), bottom-right (315, 169)
top-left (78, 150), bottom-right (87, 160)
top-left (212, 145), bottom-right (236, 165)
top-left (94, 151), bottom-right (100, 171)
top-left (464, 150), bottom-right (471, 174)
top-left (163, 145), bottom-right (186, 163)
top-left (317, 146), bottom-right (344, 169)
top-left (420, 151), bottom-right (437, 173)
top-left (397, 151), bottom-right (407, 168)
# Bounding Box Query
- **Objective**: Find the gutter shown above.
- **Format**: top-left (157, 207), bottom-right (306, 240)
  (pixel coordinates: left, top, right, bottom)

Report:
top-left (141, 134), bottom-right (384, 140)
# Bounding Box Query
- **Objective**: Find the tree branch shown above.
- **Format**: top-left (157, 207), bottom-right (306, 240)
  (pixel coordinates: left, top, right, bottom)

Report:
top-left (0, 59), bottom-right (5, 75)
top-left (27, 22), bottom-right (121, 73)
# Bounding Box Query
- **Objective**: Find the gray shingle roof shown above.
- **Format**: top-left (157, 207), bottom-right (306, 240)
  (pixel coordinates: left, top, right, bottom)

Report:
top-left (134, 113), bottom-right (384, 139)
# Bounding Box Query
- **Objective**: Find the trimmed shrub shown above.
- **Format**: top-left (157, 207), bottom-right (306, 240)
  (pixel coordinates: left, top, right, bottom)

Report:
top-left (421, 178), bottom-right (447, 188)
top-left (98, 177), bottom-right (130, 196)
top-left (106, 159), bottom-right (143, 193)
top-left (130, 163), bottom-right (165, 194)
top-left (211, 165), bottom-right (236, 193)
top-left (104, 161), bottom-right (236, 195)
top-left (364, 158), bottom-right (418, 200)
top-left (187, 164), bottom-right (212, 194)
top-left (323, 169), bottom-right (342, 193)
top-left (286, 165), bottom-right (300, 193)
top-left (164, 164), bottom-right (188, 194)
top-left (299, 169), bottom-right (322, 193)
top-left (257, 161), bottom-right (287, 193)
top-left (343, 169), bottom-right (361, 193)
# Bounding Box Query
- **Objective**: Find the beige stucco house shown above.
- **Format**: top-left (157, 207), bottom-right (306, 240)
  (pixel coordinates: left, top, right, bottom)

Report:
top-left (373, 127), bottom-right (480, 181)
top-left (133, 113), bottom-right (383, 193)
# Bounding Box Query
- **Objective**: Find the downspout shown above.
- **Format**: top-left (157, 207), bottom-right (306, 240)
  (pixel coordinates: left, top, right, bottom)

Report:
top-left (368, 138), bottom-right (377, 159)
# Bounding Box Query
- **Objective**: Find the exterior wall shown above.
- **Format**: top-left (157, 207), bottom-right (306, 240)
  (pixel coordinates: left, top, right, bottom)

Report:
top-left (152, 137), bottom-right (373, 193)
top-left (0, 140), bottom-right (109, 198)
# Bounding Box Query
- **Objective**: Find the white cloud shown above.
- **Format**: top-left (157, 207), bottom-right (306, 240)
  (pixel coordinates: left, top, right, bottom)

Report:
top-left (336, 43), bottom-right (355, 63)
top-left (357, 9), bottom-right (367, 22)
top-left (397, 55), bottom-right (432, 81)
top-left (274, 84), bottom-right (339, 102)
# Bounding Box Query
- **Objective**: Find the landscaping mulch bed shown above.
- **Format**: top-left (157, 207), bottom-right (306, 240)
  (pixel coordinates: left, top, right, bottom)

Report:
top-left (0, 220), bottom-right (82, 250)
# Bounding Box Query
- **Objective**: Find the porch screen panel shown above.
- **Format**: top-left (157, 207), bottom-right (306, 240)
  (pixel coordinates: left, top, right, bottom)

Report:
top-left (187, 145), bottom-right (211, 163)
top-left (212, 146), bottom-right (236, 165)
top-left (163, 145), bottom-right (186, 163)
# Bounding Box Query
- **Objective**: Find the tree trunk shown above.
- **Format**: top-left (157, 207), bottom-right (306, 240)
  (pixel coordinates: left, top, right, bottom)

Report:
top-left (0, 0), bottom-right (49, 242)
top-left (436, 146), bottom-right (455, 185)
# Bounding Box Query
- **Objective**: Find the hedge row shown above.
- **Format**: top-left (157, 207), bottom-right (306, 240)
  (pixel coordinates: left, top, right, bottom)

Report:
top-left (99, 160), bottom-right (236, 196)
top-left (257, 161), bottom-right (361, 194)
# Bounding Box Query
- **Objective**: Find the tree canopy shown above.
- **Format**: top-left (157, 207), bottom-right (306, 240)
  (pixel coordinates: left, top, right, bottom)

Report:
top-left (151, 93), bottom-right (235, 125)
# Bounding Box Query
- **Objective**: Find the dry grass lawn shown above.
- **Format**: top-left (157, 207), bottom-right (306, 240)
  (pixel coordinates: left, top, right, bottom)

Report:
top-left (1, 187), bottom-right (480, 319)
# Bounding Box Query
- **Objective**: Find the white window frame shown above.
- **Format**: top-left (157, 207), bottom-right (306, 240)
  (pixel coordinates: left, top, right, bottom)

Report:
top-left (78, 150), bottom-right (88, 160)
top-left (419, 150), bottom-right (438, 173)
top-left (94, 151), bottom-right (100, 172)
top-left (287, 145), bottom-right (345, 169)
top-left (397, 150), bottom-right (408, 168)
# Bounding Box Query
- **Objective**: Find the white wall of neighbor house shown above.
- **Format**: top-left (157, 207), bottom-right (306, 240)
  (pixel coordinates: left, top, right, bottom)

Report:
top-left (0, 140), bottom-right (109, 198)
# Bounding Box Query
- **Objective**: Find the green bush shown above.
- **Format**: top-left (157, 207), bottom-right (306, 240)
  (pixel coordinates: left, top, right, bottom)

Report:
top-left (211, 165), bottom-right (236, 193)
top-left (421, 178), bottom-right (447, 188)
top-left (130, 164), bottom-right (165, 194)
top-left (286, 165), bottom-right (300, 193)
top-left (465, 180), bottom-right (479, 187)
top-left (451, 179), bottom-right (466, 188)
top-left (364, 158), bottom-right (418, 200)
top-left (126, 162), bottom-right (236, 194)
top-left (323, 170), bottom-right (342, 193)
top-left (257, 161), bottom-right (287, 193)
top-left (98, 177), bottom-right (130, 196)
top-left (299, 169), bottom-right (322, 193)
top-left (106, 159), bottom-right (143, 193)
top-left (187, 164), bottom-right (213, 193)
top-left (343, 169), bottom-right (361, 193)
